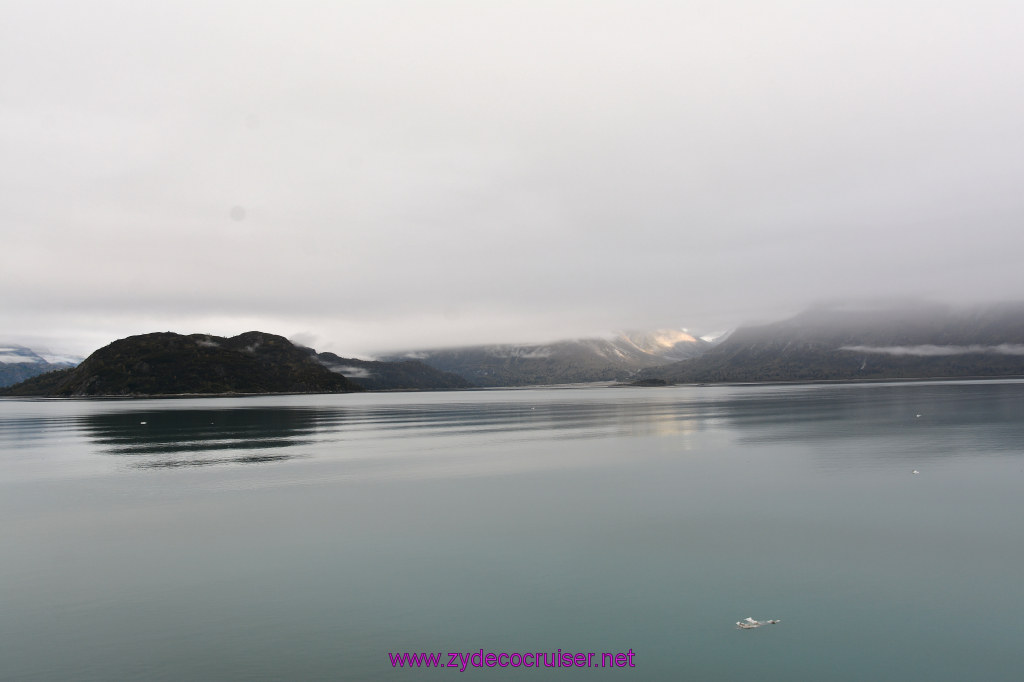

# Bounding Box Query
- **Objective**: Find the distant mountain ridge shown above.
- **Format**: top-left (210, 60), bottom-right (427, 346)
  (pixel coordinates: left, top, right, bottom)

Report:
top-left (0, 344), bottom-right (81, 387)
top-left (7, 303), bottom-right (1024, 394)
top-left (637, 302), bottom-right (1024, 383)
top-left (385, 330), bottom-right (711, 386)
top-left (311, 351), bottom-right (472, 390)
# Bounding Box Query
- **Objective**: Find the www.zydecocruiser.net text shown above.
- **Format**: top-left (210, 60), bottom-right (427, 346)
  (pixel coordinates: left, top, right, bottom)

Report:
top-left (389, 649), bottom-right (637, 671)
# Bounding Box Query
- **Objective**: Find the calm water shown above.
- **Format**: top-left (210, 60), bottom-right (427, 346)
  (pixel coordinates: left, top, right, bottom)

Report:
top-left (2, 381), bottom-right (1023, 681)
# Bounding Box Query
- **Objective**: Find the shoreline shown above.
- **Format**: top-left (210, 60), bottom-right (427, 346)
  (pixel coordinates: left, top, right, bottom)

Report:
top-left (5, 374), bottom-right (1024, 400)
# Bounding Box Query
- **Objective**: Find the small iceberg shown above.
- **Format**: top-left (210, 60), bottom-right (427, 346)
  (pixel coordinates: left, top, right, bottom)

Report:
top-left (736, 617), bottom-right (780, 629)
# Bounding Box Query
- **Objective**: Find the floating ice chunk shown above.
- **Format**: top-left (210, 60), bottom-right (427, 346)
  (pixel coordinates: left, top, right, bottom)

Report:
top-left (736, 617), bottom-right (780, 629)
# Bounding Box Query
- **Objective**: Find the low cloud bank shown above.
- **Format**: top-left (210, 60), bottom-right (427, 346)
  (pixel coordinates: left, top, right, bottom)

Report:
top-left (841, 344), bottom-right (1024, 356)
top-left (327, 365), bottom-right (373, 379)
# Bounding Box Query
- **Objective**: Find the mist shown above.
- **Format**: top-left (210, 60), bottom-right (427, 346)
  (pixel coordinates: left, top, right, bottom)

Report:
top-left (841, 344), bottom-right (1024, 356)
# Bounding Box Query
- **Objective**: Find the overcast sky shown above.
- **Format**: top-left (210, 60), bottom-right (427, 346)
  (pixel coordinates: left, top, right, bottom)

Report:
top-left (3, 1), bottom-right (1023, 358)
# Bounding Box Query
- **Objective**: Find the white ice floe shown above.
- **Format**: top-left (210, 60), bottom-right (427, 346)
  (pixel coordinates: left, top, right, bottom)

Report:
top-left (736, 617), bottom-right (780, 629)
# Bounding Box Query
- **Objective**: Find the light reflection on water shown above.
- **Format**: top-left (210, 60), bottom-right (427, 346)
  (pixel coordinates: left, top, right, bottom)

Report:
top-left (4, 380), bottom-right (1018, 471)
top-left (3, 381), bottom-right (1024, 482)
top-left (4, 393), bottom-right (720, 471)
top-left (2, 381), bottom-right (1024, 681)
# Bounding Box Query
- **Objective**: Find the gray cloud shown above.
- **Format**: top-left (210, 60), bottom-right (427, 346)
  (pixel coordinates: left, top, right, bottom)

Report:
top-left (3, 1), bottom-right (1024, 357)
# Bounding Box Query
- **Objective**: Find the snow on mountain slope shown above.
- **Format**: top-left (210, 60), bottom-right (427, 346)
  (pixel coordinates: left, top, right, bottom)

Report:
top-left (0, 345), bottom-right (84, 366)
top-left (0, 344), bottom-right (83, 388)
top-left (0, 346), bottom-right (49, 364)
top-left (384, 329), bottom-right (711, 386)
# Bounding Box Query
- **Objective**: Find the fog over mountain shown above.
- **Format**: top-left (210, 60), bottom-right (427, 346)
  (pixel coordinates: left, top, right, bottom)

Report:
top-left (3, 2), bottom-right (1024, 357)
top-left (386, 329), bottom-right (710, 386)
top-left (637, 301), bottom-right (1024, 383)
top-left (0, 344), bottom-right (82, 387)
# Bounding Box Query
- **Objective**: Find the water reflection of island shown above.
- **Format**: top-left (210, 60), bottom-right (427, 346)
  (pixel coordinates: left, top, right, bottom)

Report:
top-left (80, 407), bottom-right (347, 468)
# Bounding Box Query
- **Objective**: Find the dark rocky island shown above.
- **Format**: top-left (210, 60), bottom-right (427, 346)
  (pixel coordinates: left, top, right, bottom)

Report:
top-left (2, 331), bottom-right (362, 397)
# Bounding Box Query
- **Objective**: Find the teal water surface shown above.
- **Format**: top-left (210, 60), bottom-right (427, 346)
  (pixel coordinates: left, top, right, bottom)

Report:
top-left (2, 381), bottom-right (1023, 680)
